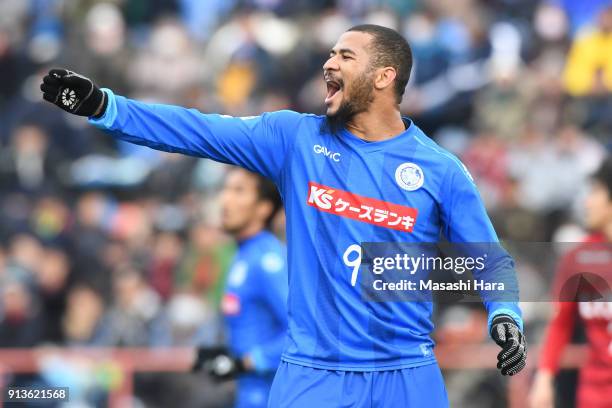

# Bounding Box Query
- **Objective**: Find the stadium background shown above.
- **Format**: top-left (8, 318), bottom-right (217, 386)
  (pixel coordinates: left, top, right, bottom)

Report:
top-left (0, 0), bottom-right (611, 406)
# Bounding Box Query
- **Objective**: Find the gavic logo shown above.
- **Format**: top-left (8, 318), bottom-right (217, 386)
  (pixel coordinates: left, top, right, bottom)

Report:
top-left (313, 145), bottom-right (341, 162)
top-left (307, 181), bottom-right (418, 232)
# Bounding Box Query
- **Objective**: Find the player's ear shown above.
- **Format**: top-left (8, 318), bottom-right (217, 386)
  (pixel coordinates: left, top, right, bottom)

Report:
top-left (374, 67), bottom-right (397, 92)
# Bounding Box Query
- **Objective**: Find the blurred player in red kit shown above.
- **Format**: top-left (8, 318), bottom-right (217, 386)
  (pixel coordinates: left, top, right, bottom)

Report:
top-left (530, 157), bottom-right (612, 408)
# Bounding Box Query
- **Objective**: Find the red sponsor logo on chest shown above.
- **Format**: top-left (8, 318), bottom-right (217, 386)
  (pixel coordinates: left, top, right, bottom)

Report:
top-left (307, 181), bottom-right (418, 232)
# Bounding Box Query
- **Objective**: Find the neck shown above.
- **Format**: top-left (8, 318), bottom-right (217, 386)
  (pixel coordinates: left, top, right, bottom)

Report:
top-left (235, 223), bottom-right (265, 242)
top-left (345, 102), bottom-right (405, 142)
top-left (603, 222), bottom-right (612, 243)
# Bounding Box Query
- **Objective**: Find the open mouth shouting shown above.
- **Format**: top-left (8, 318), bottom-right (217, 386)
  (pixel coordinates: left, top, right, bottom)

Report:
top-left (325, 77), bottom-right (343, 105)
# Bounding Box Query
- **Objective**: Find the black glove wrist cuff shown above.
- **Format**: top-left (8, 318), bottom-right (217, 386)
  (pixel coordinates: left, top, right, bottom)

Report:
top-left (490, 314), bottom-right (516, 335)
top-left (91, 90), bottom-right (108, 119)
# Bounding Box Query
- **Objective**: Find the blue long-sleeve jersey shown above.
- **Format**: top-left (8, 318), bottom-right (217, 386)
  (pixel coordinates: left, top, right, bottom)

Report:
top-left (90, 89), bottom-right (522, 371)
top-left (222, 230), bottom-right (288, 373)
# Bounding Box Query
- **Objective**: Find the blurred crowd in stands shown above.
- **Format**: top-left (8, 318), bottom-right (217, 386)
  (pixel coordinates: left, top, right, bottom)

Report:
top-left (0, 0), bottom-right (611, 406)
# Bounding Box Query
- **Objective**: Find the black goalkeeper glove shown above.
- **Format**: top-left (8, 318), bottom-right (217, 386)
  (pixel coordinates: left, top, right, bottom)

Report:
top-left (40, 68), bottom-right (106, 117)
top-left (192, 346), bottom-right (246, 381)
top-left (490, 314), bottom-right (527, 376)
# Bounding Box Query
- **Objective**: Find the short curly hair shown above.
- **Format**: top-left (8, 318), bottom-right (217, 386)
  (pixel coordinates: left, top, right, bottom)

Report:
top-left (347, 24), bottom-right (413, 104)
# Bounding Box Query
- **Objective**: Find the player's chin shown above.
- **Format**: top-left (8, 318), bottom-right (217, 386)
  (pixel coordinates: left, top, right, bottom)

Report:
top-left (585, 221), bottom-right (601, 232)
top-left (221, 220), bottom-right (238, 234)
top-left (583, 215), bottom-right (601, 230)
top-left (325, 92), bottom-right (344, 116)
top-left (325, 100), bottom-right (341, 117)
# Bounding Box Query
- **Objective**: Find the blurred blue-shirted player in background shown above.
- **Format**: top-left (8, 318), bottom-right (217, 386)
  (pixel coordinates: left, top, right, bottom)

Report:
top-left (193, 167), bottom-right (288, 408)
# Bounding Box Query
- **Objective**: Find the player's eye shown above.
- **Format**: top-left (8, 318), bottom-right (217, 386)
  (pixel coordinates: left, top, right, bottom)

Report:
top-left (341, 54), bottom-right (353, 60)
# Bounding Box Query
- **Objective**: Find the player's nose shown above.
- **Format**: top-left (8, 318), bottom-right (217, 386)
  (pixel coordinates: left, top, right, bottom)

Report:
top-left (323, 56), bottom-right (339, 72)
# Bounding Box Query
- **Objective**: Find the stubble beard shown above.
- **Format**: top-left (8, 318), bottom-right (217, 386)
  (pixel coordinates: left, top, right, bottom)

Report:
top-left (322, 70), bottom-right (375, 136)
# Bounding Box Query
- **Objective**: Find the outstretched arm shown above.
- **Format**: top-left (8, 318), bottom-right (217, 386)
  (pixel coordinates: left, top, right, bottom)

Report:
top-left (40, 68), bottom-right (301, 182)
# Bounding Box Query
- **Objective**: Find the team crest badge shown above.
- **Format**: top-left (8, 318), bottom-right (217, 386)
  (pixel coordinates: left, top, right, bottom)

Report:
top-left (395, 162), bottom-right (424, 191)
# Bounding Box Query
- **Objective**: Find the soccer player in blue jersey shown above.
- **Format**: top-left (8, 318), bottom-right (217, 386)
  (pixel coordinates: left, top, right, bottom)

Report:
top-left (40, 24), bottom-right (526, 407)
top-left (192, 167), bottom-right (288, 408)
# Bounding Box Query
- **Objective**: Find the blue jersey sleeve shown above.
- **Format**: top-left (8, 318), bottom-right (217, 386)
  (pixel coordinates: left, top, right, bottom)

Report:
top-left (440, 162), bottom-right (523, 332)
top-left (89, 88), bottom-right (301, 182)
top-left (249, 251), bottom-right (288, 373)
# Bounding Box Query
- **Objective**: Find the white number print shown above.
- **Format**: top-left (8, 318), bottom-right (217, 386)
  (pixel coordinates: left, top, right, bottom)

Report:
top-left (343, 244), bottom-right (362, 287)
top-left (579, 302), bottom-right (612, 355)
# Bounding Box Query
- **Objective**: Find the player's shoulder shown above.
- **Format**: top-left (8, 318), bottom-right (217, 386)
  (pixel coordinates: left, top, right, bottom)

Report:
top-left (259, 249), bottom-right (285, 274)
top-left (249, 231), bottom-right (286, 274)
top-left (410, 124), bottom-right (475, 183)
top-left (257, 110), bottom-right (322, 138)
top-left (264, 109), bottom-right (321, 124)
top-left (583, 233), bottom-right (606, 244)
